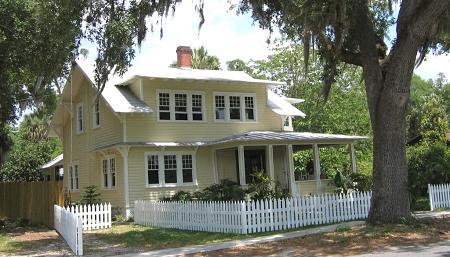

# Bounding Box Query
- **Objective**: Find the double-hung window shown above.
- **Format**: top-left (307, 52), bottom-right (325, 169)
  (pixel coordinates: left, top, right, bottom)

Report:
top-left (158, 93), bottom-right (171, 120)
top-left (158, 91), bottom-right (204, 121)
top-left (214, 93), bottom-right (256, 122)
top-left (101, 157), bottom-right (116, 189)
top-left (145, 152), bottom-right (196, 187)
top-left (93, 100), bottom-right (100, 128)
top-left (76, 103), bottom-right (84, 133)
top-left (69, 163), bottom-right (79, 191)
top-left (191, 94), bottom-right (203, 120)
top-left (174, 94), bottom-right (188, 120)
top-left (214, 95), bottom-right (226, 120)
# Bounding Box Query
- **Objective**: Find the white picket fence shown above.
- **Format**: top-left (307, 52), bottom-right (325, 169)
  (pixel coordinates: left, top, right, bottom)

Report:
top-left (429, 183), bottom-right (450, 211)
top-left (54, 205), bottom-right (83, 255)
top-left (66, 203), bottom-right (112, 230)
top-left (134, 191), bottom-right (372, 234)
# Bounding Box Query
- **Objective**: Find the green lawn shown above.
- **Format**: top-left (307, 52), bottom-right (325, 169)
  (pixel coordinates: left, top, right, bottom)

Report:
top-left (0, 233), bottom-right (28, 254)
top-left (88, 222), bottom-right (347, 252)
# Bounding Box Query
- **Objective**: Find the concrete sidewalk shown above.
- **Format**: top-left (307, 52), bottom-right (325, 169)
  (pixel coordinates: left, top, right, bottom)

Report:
top-left (116, 221), bottom-right (365, 257)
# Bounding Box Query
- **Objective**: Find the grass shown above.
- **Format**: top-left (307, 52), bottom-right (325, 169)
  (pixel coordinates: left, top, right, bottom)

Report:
top-left (87, 221), bottom-right (350, 252)
top-left (0, 233), bottom-right (28, 253)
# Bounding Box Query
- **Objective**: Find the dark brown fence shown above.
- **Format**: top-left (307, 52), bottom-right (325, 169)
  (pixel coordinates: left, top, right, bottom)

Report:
top-left (0, 181), bottom-right (64, 228)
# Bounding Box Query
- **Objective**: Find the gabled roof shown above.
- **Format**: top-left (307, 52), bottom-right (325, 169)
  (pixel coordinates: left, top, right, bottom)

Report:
top-left (40, 154), bottom-right (63, 169)
top-left (76, 60), bottom-right (152, 113)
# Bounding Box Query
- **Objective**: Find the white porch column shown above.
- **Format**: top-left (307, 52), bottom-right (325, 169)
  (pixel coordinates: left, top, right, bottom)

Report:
top-left (286, 144), bottom-right (298, 196)
top-left (349, 143), bottom-right (357, 174)
top-left (212, 149), bottom-right (219, 184)
top-left (312, 144), bottom-right (321, 194)
top-left (267, 145), bottom-right (275, 187)
top-left (118, 146), bottom-right (131, 219)
top-left (238, 145), bottom-right (246, 185)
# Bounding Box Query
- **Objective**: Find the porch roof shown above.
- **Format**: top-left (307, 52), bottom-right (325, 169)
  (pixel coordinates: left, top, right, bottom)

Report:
top-left (94, 131), bottom-right (368, 151)
top-left (210, 131), bottom-right (368, 145)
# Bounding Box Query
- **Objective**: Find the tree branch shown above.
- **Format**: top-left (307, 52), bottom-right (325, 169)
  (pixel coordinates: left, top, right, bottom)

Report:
top-left (409, 0), bottom-right (450, 42)
top-left (339, 50), bottom-right (362, 66)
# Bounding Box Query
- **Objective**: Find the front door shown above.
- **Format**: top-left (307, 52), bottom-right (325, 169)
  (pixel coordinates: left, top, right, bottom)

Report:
top-left (244, 149), bottom-right (266, 183)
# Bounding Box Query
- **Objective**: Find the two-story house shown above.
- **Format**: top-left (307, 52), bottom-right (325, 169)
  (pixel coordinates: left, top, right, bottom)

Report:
top-left (50, 46), bottom-right (366, 217)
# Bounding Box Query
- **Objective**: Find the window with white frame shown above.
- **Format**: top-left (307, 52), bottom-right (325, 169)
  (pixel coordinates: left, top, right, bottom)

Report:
top-left (174, 93), bottom-right (188, 120)
top-left (191, 94), bottom-right (203, 120)
top-left (101, 157), bottom-right (116, 189)
top-left (158, 91), bottom-right (204, 121)
top-left (214, 95), bottom-right (226, 120)
top-left (76, 103), bottom-right (84, 133)
top-left (214, 93), bottom-right (256, 122)
top-left (69, 164), bottom-right (79, 191)
top-left (158, 93), bottom-right (171, 120)
top-left (147, 155), bottom-right (159, 185)
top-left (145, 152), bottom-right (196, 187)
top-left (93, 100), bottom-right (100, 128)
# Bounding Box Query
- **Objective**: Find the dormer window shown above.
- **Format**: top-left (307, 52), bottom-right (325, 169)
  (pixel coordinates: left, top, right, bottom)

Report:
top-left (214, 93), bottom-right (257, 122)
top-left (157, 90), bottom-right (204, 122)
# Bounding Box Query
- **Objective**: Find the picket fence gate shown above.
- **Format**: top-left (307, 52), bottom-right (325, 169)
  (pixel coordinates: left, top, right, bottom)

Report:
top-left (54, 205), bottom-right (83, 255)
top-left (66, 203), bottom-right (112, 231)
top-left (429, 183), bottom-right (450, 211)
top-left (134, 191), bottom-right (372, 234)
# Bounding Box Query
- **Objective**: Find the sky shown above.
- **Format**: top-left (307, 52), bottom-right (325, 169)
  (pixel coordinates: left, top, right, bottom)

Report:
top-left (81, 0), bottom-right (450, 81)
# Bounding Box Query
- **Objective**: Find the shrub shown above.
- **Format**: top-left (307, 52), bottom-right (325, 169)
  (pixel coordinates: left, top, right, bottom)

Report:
top-left (333, 170), bottom-right (373, 194)
top-left (197, 179), bottom-right (245, 201)
top-left (161, 191), bottom-right (193, 202)
top-left (407, 142), bottom-right (450, 206)
top-left (80, 185), bottom-right (101, 205)
top-left (246, 171), bottom-right (290, 200)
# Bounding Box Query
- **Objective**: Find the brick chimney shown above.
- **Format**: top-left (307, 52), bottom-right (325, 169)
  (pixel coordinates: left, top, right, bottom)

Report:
top-left (176, 46), bottom-right (193, 68)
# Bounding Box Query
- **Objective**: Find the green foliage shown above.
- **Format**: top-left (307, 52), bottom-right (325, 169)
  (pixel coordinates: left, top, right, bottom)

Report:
top-left (80, 185), bottom-right (101, 205)
top-left (246, 171), bottom-right (290, 200)
top-left (0, 119), bottom-right (61, 182)
top-left (407, 94), bottom-right (448, 145)
top-left (196, 179), bottom-right (245, 201)
top-left (407, 143), bottom-right (450, 204)
top-left (333, 171), bottom-right (354, 194)
top-left (333, 170), bottom-right (373, 194)
top-left (161, 191), bottom-right (193, 202)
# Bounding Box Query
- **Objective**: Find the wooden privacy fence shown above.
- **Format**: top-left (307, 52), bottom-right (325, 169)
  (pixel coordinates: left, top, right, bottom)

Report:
top-left (0, 181), bottom-right (64, 227)
top-left (429, 183), bottom-right (450, 211)
top-left (54, 205), bottom-right (83, 256)
top-left (66, 203), bottom-right (112, 230)
top-left (134, 191), bottom-right (372, 234)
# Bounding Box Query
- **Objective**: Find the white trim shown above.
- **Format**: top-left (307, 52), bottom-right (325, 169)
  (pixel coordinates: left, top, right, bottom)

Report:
top-left (156, 89), bottom-right (206, 122)
top-left (350, 143), bottom-right (357, 174)
top-left (312, 144), bottom-right (321, 194)
top-left (286, 144), bottom-right (298, 196)
top-left (75, 102), bottom-right (84, 134)
top-left (282, 116), bottom-right (293, 131)
top-left (237, 145), bottom-right (246, 186)
top-left (144, 151), bottom-right (198, 188)
top-left (213, 92), bottom-right (257, 123)
top-left (92, 98), bottom-right (101, 129)
top-left (267, 145), bottom-right (275, 187)
top-left (139, 78), bottom-right (144, 101)
top-left (100, 155), bottom-right (116, 190)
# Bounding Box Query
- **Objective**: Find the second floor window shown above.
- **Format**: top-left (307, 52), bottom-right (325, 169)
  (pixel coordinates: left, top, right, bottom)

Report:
top-left (93, 100), bottom-right (100, 128)
top-left (76, 103), bottom-right (83, 133)
top-left (214, 93), bottom-right (256, 122)
top-left (158, 91), bottom-right (204, 121)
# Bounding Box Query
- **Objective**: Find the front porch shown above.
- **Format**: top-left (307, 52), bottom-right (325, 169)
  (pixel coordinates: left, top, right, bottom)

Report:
top-left (210, 131), bottom-right (366, 196)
